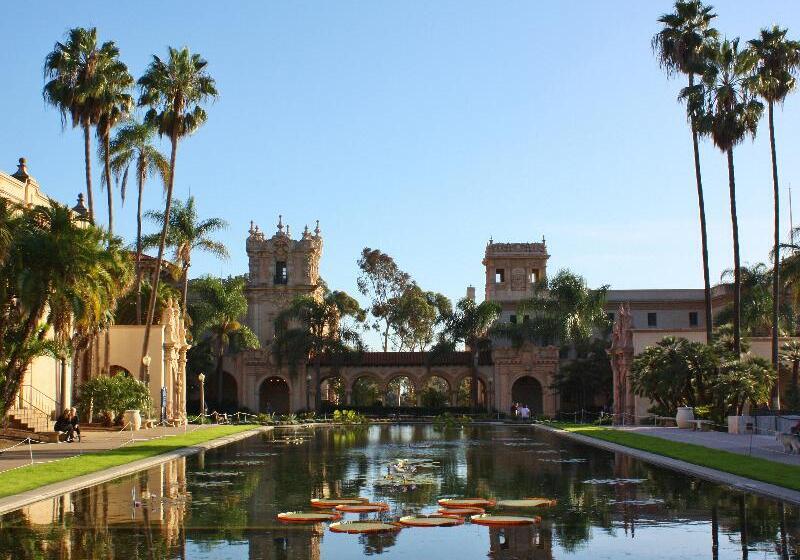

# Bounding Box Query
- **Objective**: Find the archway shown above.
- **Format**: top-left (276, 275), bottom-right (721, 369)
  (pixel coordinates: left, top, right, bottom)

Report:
top-left (352, 376), bottom-right (381, 406)
top-left (320, 375), bottom-right (345, 407)
top-left (259, 376), bottom-right (290, 414)
top-left (386, 376), bottom-right (416, 407)
top-left (512, 376), bottom-right (543, 415)
top-left (209, 371), bottom-right (238, 411)
top-left (109, 365), bottom-right (132, 377)
top-left (456, 377), bottom-right (486, 408)
top-left (420, 376), bottom-right (450, 409)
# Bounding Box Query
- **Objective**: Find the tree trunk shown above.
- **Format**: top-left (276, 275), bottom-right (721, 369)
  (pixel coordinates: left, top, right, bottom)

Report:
top-left (314, 355), bottom-right (322, 412)
top-left (181, 261), bottom-right (190, 319)
top-left (470, 348), bottom-right (479, 412)
top-left (135, 168), bottom-right (145, 325)
top-left (83, 124), bottom-right (95, 223)
top-left (689, 73), bottom-right (714, 345)
top-left (141, 134), bottom-right (178, 379)
top-left (727, 149), bottom-right (742, 357)
top-left (768, 101), bottom-right (781, 409)
top-left (216, 337), bottom-right (224, 409)
top-left (103, 130), bottom-right (113, 238)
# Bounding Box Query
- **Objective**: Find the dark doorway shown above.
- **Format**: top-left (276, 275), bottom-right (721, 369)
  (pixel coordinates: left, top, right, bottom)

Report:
top-left (259, 376), bottom-right (290, 414)
top-left (511, 376), bottom-right (543, 415)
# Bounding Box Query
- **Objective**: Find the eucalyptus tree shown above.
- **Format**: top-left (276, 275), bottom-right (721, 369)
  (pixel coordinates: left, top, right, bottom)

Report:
top-left (108, 120), bottom-right (170, 323)
top-left (357, 248), bottom-right (410, 352)
top-left (652, 0), bottom-right (718, 344)
top-left (94, 49), bottom-right (134, 238)
top-left (43, 27), bottom-right (120, 223)
top-left (189, 276), bottom-right (258, 408)
top-left (137, 46), bottom-right (217, 379)
top-left (747, 26), bottom-right (800, 371)
top-left (684, 38), bottom-right (763, 357)
top-left (433, 297), bottom-right (501, 411)
top-left (273, 290), bottom-right (366, 410)
top-left (143, 196), bottom-right (228, 316)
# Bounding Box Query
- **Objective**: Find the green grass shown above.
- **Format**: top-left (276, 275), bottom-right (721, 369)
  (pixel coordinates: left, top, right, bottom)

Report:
top-left (552, 423), bottom-right (800, 492)
top-left (0, 425), bottom-right (258, 499)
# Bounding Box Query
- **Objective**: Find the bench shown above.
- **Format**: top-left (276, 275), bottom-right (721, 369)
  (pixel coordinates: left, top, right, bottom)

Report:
top-left (691, 419), bottom-right (713, 432)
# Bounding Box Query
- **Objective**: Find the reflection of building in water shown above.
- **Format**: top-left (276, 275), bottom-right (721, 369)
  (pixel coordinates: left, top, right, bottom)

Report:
top-left (247, 524), bottom-right (323, 560)
top-left (489, 524), bottom-right (553, 560)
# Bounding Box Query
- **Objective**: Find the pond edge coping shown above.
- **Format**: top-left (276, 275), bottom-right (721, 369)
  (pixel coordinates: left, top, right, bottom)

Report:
top-left (534, 423), bottom-right (800, 506)
top-left (0, 426), bottom-right (271, 516)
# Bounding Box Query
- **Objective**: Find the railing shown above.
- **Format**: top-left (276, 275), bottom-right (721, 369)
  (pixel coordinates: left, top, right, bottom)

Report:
top-left (17, 384), bottom-right (58, 419)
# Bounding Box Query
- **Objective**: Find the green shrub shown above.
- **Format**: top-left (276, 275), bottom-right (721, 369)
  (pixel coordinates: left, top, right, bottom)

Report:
top-left (332, 409), bottom-right (367, 424)
top-left (433, 412), bottom-right (471, 429)
top-left (78, 374), bottom-right (151, 422)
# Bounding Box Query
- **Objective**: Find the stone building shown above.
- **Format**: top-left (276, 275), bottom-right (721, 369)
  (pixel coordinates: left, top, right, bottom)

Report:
top-left (223, 223), bottom-right (561, 415)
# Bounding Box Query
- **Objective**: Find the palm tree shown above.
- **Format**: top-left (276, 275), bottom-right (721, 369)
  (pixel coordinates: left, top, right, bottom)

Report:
top-left (652, 0), bottom-right (718, 344)
top-left (719, 263), bottom-right (791, 337)
top-left (273, 290), bottom-right (365, 411)
top-left (142, 196), bottom-right (228, 317)
top-left (746, 27), bottom-right (800, 374)
top-left (43, 27), bottom-right (116, 223)
top-left (434, 297), bottom-right (501, 411)
top-left (108, 121), bottom-right (170, 324)
top-left (94, 47), bottom-right (134, 238)
top-left (189, 276), bottom-right (258, 409)
top-left (137, 46), bottom-right (217, 379)
top-left (685, 38), bottom-right (763, 356)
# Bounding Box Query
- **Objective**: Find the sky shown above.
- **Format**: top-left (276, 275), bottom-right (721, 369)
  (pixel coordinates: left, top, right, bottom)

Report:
top-left (2, 1), bottom-right (800, 336)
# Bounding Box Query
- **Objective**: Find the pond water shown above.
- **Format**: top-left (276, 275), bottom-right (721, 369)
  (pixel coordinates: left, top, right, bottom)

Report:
top-left (0, 424), bottom-right (797, 559)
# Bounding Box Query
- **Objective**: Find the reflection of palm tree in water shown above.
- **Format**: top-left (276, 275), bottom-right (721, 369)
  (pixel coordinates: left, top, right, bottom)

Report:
top-left (489, 523), bottom-right (553, 560)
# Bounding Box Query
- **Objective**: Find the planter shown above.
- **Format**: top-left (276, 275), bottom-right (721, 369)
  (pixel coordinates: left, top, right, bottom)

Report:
top-left (675, 407), bottom-right (694, 429)
top-left (123, 409), bottom-right (142, 431)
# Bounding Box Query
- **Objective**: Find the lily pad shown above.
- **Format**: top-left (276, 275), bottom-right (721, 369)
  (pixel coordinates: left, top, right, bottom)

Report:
top-left (277, 511), bottom-right (342, 524)
top-left (335, 502), bottom-right (389, 513)
top-left (471, 514), bottom-right (541, 526)
top-left (399, 514), bottom-right (464, 527)
top-left (438, 498), bottom-right (496, 508)
top-left (310, 497), bottom-right (369, 508)
top-left (496, 498), bottom-right (557, 508)
top-left (329, 520), bottom-right (402, 534)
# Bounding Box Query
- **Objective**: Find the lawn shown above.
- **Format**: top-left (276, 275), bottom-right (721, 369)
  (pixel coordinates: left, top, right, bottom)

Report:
top-left (552, 423), bottom-right (800, 492)
top-left (0, 424), bottom-right (258, 499)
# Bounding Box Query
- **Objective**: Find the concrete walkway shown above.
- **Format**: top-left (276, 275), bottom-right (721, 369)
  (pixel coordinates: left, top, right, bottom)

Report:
top-left (0, 425), bottom-right (216, 473)
top-left (616, 426), bottom-right (800, 466)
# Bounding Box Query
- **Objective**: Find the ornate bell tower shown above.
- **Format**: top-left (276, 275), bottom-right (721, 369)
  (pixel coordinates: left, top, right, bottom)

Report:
top-left (483, 238), bottom-right (549, 321)
top-left (245, 216), bottom-right (323, 345)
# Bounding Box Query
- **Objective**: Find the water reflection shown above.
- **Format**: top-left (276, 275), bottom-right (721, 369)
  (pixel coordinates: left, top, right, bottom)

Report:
top-left (0, 425), bottom-right (798, 559)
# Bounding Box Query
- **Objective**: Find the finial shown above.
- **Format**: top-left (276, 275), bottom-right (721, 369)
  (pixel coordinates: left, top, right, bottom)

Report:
top-left (489, 236), bottom-right (493, 245)
top-left (542, 235), bottom-right (546, 244)
top-left (277, 214), bottom-right (284, 233)
top-left (286, 224), bottom-right (291, 238)
top-left (11, 157), bottom-right (29, 182)
top-left (71, 193), bottom-right (89, 220)
top-left (249, 220), bottom-right (255, 235)
top-left (314, 220), bottom-right (321, 236)
top-left (304, 224), bottom-right (309, 235)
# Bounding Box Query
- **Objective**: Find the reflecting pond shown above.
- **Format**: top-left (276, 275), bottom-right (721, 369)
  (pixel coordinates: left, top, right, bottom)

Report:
top-left (0, 424), bottom-right (798, 559)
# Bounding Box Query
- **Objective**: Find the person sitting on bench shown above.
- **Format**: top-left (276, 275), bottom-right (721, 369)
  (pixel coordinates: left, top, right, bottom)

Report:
top-left (54, 408), bottom-right (75, 442)
top-left (69, 407), bottom-right (81, 442)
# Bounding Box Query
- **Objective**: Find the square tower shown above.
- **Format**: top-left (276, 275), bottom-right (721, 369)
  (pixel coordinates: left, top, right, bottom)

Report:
top-left (483, 239), bottom-right (549, 322)
top-left (245, 216), bottom-right (323, 345)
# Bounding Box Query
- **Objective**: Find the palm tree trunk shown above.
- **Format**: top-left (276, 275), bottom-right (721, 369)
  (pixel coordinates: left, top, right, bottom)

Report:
top-left (103, 131), bottom-right (113, 238)
top-left (689, 73), bottom-right (713, 345)
top-left (181, 262), bottom-right (190, 318)
top-left (83, 124), bottom-right (94, 223)
top-left (135, 168), bottom-right (145, 325)
top-left (768, 101), bottom-right (781, 409)
top-left (216, 337), bottom-right (224, 408)
top-left (141, 134), bottom-right (178, 379)
top-left (727, 149), bottom-right (742, 357)
top-left (470, 349), bottom-right (479, 412)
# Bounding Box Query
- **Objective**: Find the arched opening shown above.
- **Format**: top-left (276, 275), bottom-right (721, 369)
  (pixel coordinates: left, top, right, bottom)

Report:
top-left (456, 377), bottom-right (486, 408)
top-left (420, 376), bottom-right (450, 409)
top-left (109, 365), bottom-right (132, 377)
top-left (209, 371), bottom-right (239, 411)
top-left (512, 376), bottom-right (543, 415)
top-left (320, 375), bottom-right (345, 407)
top-left (352, 376), bottom-right (382, 406)
top-left (386, 376), bottom-right (416, 407)
top-left (259, 376), bottom-right (290, 414)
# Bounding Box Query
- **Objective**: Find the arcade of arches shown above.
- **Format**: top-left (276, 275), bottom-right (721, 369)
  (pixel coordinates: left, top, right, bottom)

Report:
top-left (223, 345), bottom-right (559, 415)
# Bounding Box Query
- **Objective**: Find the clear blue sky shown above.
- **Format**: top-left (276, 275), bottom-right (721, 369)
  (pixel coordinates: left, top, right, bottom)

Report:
top-left (2, 2), bottom-right (799, 322)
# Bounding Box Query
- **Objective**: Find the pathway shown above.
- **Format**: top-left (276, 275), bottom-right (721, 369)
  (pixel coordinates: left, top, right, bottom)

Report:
top-left (616, 426), bottom-right (800, 466)
top-left (0, 425), bottom-right (212, 473)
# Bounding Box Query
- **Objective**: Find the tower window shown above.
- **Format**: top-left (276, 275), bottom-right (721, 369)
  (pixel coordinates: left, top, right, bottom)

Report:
top-left (647, 312), bottom-right (657, 327)
top-left (495, 269), bottom-right (505, 283)
top-left (689, 312), bottom-right (698, 327)
top-left (530, 270), bottom-right (538, 283)
top-left (275, 261), bottom-right (288, 285)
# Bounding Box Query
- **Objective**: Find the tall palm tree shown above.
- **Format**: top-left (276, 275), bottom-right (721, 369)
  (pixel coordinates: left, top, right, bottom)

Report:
top-left (685, 38), bottom-right (763, 356)
top-left (108, 121), bottom-right (170, 324)
top-left (44, 27), bottom-right (115, 223)
top-left (189, 276), bottom-right (258, 409)
top-left (746, 26), bottom-right (800, 376)
top-left (719, 263), bottom-right (791, 337)
top-left (434, 297), bottom-right (501, 411)
top-left (652, 0), bottom-right (718, 344)
top-left (273, 290), bottom-right (365, 411)
top-left (137, 46), bottom-right (217, 379)
top-left (94, 48), bottom-right (134, 238)
top-left (142, 196), bottom-right (228, 317)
